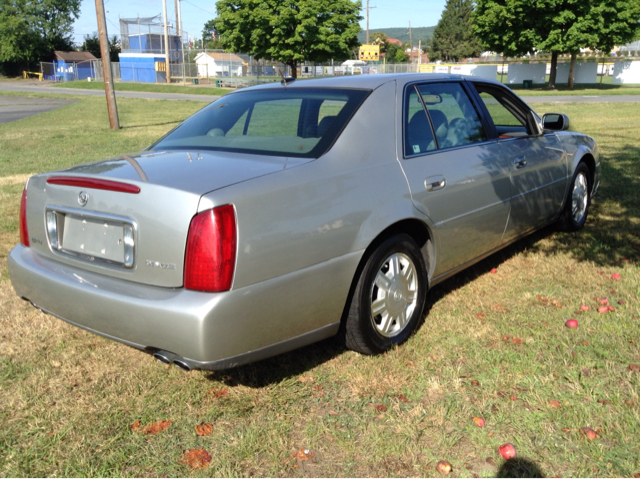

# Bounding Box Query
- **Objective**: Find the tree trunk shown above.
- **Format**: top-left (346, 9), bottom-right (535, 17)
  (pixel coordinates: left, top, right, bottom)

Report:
top-left (288, 60), bottom-right (297, 79)
top-left (548, 52), bottom-right (558, 89)
top-left (568, 52), bottom-right (577, 88)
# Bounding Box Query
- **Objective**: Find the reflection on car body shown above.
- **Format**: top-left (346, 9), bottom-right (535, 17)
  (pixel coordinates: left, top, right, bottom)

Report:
top-left (9, 73), bottom-right (600, 371)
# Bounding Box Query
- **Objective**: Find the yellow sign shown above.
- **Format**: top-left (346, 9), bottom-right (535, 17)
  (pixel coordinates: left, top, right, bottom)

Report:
top-left (155, 62), bottom-right (167, 72)
top-left (419, 64), bottom-right (434, 73)
top-left (359, 44), bottom-right (380, 61)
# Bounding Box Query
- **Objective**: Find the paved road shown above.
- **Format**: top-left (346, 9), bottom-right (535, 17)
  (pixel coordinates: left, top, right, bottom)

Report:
top-left (0, 96), bottom-right (78, 123)
top-left (2, 81), bottom-right (639, 103)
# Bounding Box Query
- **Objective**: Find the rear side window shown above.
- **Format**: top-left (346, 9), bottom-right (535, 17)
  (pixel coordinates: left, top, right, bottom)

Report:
top-left (152, 88), bottom-right (370, 158)
top-left (404, 86), bottom-right (436, 156)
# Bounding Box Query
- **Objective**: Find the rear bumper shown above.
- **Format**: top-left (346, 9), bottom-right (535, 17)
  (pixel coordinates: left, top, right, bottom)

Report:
top-left (8, 245), bottom-right (354, 369)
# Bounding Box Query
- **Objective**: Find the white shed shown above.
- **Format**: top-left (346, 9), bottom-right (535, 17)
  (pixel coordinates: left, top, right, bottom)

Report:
top-left (194, 52), bottom-right (244, 77)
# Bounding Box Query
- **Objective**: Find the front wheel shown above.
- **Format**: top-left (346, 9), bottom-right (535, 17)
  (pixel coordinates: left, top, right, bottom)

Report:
top-left (344, 234), bottom-right (428, 355)
top-left (557, 163), bottom-right (591, 232)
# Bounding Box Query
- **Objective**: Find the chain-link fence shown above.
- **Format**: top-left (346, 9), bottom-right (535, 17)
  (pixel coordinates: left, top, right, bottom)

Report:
top-left (41, 55), bottom-right (635, 87)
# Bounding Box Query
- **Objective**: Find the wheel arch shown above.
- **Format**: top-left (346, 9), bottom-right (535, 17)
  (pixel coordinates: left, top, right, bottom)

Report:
top-left (575, 152), bottom-right (596, 190)
top-left (339, 217), bottom-right (435, 328)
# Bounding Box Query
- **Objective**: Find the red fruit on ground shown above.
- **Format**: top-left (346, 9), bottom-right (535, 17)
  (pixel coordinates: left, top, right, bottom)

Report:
top-left (581, 427), bottom-right (597, 440)
top-left (608, 306), bottom-right (615, 312)
top-left (580, 305), bottom-right (590, 311)
top-left (597, 306), bottom-right (609, 314)
top-left (612, 273), bottom-right (621, 280)
top-left (600, 298), bottom-right (609, 305)
top-left (565, 319), bottom-right (578, 328)
top-left (473, 417), bottom-right (485, 427)
top-left (490, 268), bottom-right (498, 274)
top-left (436, 460), bottom-right (452, 474)
top-left (499, 443), bottom-right (517, 460)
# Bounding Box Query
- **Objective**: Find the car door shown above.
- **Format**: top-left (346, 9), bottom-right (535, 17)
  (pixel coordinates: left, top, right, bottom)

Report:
top-left (469, 82), bottom-right (568, 240)
top-left (398, 81), bottom-right (512, 277)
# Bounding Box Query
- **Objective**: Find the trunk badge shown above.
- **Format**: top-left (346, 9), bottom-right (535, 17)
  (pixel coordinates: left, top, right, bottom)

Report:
top-left (78, 191), bottom-right (89, 207)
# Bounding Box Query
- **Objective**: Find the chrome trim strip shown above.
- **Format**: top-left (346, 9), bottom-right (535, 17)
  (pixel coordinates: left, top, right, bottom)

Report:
top-left (510, 176), bottom-right (566, 200)
top-left (435, 198), bottom-right (507, 226)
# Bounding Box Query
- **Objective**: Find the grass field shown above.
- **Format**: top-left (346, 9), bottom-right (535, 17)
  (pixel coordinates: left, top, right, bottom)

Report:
top-left (1, 94), bottom-right (639, 477)
top-left (54, 80), bottom-right (232, 96)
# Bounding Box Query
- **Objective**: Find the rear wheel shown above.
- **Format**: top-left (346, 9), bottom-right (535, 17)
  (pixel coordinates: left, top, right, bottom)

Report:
top-left (557, 163), bottom-right (591, 232)
top-left (344, 234), bottom-right (428, 355)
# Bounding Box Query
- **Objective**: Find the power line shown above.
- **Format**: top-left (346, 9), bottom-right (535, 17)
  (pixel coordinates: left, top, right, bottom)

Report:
top-left (182, 0), bottom-right (216, 16)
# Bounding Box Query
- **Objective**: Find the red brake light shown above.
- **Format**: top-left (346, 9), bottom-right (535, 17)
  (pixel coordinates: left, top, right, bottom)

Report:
top-left (184, 205), bottom-right (236, 292)
top-left (46, 176), bottom-right (140, 194)
top-left (20, 186), bottom-right (29, 247)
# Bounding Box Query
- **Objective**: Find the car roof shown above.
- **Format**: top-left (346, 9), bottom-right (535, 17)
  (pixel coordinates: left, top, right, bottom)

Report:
top-left (241, 73), bottom-right (491, 91)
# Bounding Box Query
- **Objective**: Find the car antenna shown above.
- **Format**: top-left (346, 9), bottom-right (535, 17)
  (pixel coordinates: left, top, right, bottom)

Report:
top-left (279, 67), bottom-right (295, 88)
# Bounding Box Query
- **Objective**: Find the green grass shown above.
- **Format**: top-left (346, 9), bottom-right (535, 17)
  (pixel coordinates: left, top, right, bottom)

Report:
top-left (1, 94), bottom-right (640, 477)
top-left (54, 80), bottom-right (232, 96)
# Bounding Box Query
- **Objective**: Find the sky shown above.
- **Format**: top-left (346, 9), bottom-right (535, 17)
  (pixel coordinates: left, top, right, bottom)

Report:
top-left (74, 0), bottom-right (447, 44)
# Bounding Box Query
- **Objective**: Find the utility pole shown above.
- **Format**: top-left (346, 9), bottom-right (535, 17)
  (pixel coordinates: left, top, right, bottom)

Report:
top-left (174, 0), bottom-right (181, 35)
top-left (409, 21), bottom-right (412, 50)
top-left (365, 0), bottom-right (376, 44)
top-left (162, 0), bottom-right (171, 83)
top-left (95, 0), bottom-right (119, 129)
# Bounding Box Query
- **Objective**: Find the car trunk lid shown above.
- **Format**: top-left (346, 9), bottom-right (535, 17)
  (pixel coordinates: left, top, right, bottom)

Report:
top-left (24, 150), bottom-right (309, 288)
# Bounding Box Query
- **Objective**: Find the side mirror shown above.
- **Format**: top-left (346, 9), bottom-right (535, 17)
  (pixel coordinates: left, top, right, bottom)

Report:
top-left (542, 113), bottom-right (570, 131)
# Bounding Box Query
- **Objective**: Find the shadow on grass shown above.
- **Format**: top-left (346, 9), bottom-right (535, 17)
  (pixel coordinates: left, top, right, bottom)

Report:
top-left (528, 143), bottom-right (640, 267)
top-left (120, 121), bottom-right (182, 129)
top-left (496, 457), bottom-right (545, 478)
top-left (206, 336), bottom-right (346, 388)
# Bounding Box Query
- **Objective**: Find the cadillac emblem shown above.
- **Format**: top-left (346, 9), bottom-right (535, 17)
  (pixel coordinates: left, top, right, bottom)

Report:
top-left (78, 191), bottom-right (89, 207)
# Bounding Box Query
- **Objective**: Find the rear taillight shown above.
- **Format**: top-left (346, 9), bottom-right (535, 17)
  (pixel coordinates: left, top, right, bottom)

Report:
top-left (19, 186), bottom-right (29, 247)
top-left (184, 205), bottom-right (236, 292)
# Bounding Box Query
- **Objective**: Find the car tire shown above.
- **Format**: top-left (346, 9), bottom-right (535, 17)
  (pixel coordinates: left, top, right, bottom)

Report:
top-left (344, 234), bottom-right (428, 355)
top-left (557, 163), bottom-right (591, 232)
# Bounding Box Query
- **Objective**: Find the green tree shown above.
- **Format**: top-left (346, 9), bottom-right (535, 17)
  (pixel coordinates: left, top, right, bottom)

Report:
top-left (429, 0), bottom-right (481, 62)
top-left (79, 32), bottom-right (121, 62)
top-left (0, 0), bottom-right (80, 74)
top-left (371, 31), bottom-right (389, 53)
top-left (474, 0), bottom-right (640, 88)
top-left (0, 0), bottom-right (40, 69)
top-left (394, 48), bottom-right (410, 63)
top-left (202, 18), bottom-right (224, 49)
top-left (215, 0), bottom-right (362, 78)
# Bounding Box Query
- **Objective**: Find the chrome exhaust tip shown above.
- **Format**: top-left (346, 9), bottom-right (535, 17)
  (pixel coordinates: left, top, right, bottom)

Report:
top-left (173, 359), bottom-right (191, 371)
top-left (153, 351), bottom-right (177, 365)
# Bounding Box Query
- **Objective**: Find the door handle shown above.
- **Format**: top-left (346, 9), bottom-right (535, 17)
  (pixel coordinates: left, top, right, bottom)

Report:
top-left (514, 157), bottom-right (527, 169)
top-left (425, 176), bottom-right (446, 192)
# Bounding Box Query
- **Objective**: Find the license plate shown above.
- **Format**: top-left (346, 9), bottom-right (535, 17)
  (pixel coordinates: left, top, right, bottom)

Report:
top-left (62, 215), bottom-right (125, 263)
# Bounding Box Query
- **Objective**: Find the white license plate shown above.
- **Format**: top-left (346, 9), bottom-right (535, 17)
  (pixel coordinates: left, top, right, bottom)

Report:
top-left (62, 215), bottom-right (125, 263)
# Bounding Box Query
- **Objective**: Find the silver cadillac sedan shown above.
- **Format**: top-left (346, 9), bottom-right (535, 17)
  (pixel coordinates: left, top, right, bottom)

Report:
top-left (8, 74), bottom-right (600, 371)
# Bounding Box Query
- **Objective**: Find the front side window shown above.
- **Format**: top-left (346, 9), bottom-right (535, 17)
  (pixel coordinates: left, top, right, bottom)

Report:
top-left (151, 88), bottom-right (370, 158)
top-left (472, 84), bottom-right (536, 138)
top-left (417, 83), bottom-right (487, 149)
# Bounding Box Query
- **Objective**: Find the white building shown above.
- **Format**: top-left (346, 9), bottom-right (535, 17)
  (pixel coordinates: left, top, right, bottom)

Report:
top-left (194, 52), bottom-right (245, 77)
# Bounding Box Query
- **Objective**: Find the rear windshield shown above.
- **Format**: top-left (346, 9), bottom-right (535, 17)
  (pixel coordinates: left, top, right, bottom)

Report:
top-left (151, 87), bottom-right (370, 158)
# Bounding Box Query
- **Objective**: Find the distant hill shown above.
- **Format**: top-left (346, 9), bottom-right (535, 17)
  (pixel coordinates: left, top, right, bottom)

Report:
top-left (357, 26), bottom-right (436, 46)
